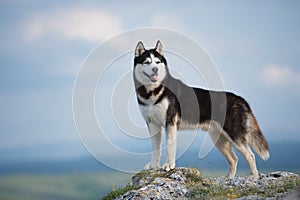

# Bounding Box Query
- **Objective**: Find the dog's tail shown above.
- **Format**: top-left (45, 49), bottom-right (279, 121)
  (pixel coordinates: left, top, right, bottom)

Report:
top-left (248, 114), bottom-right (270, 160)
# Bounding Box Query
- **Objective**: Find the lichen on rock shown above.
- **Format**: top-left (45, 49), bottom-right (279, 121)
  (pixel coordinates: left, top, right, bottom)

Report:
top-left (117, 167), bottom-right (200, 200)
top-left (104, 168), bottom-right (300, 200)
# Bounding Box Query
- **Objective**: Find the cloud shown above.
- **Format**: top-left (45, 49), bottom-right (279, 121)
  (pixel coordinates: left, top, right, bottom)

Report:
top-left (24, 8), bottom-right (123, 43)
top-left (149, 14), bottom-right (185, 31)
top-left (261, 64), bottom-right (300, 88)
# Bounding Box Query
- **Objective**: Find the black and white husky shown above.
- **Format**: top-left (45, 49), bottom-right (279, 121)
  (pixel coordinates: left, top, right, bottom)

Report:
top-left (133, 41), bottom-right (269, 179)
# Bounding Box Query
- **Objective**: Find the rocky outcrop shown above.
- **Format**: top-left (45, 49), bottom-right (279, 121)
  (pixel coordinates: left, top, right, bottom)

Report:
top-left (111, 168), bottom-right (300, 200)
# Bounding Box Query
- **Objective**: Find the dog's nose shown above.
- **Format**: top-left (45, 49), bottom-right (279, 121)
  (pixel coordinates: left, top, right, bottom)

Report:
top-left (152, 67), bottom-right (158, 73)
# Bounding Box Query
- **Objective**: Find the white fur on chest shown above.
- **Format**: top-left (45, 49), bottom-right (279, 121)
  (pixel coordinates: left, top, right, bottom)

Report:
top-left (139, 98), bottom-right (169, 126)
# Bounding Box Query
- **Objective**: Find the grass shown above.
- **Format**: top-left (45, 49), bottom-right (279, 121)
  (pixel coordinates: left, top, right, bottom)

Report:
top-left (190, 175), bottom-right (300, 200)
top-left (101, 185), bottom-right (141, 200)
top-left (2, 169), bottom-right (298, 200)
top-left (0, 172), bottom-right (131, 200)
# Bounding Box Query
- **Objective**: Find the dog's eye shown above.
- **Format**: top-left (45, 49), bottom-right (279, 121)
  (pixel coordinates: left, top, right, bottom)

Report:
top-left (143, 61), bottom-right (151, 65)
top-left (155, 60), bottom-right (161, 64)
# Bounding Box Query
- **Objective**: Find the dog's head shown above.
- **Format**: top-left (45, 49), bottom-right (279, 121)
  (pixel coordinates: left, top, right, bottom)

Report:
top-left (134, 41), bottom-right (168, 86)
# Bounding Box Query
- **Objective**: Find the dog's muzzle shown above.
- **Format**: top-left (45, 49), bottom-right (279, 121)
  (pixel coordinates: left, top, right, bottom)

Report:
top-left (143, 72), bottom-right (158, 82)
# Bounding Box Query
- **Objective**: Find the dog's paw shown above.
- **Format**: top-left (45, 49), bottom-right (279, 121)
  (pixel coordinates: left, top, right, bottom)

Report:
top-left (163, 162), bottom-right (175, 171)
top-left (144, 162), bottom-right (160, 170)
top-left (226, 174), bottom-right (235, 179)
top-left (249, 174), bottom-right (259, 180)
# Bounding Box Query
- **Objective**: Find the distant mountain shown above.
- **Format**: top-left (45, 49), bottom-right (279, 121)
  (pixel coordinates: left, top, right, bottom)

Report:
top-left (0, 142), bottom-right (299, 175)
top-left (0, 157), bottom-right (112, 175)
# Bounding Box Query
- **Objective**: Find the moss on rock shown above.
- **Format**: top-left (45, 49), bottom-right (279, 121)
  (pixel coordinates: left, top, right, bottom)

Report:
top-left (102, 168), bottom-right (300, 200)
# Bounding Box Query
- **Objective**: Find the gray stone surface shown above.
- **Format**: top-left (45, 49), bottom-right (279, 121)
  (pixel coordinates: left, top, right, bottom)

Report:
top-left (113, 168), bottom-right (300, 200)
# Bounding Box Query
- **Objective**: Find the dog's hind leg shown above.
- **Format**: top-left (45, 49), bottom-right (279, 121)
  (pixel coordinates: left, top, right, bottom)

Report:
top-left (209, 130), bottom-right (238, 178)
top-left (233, 141), bottom-right (259, 179)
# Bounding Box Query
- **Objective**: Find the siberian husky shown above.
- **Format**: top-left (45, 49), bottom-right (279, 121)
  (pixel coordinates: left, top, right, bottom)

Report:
top-left (133, 41), bottom-right (269, 179)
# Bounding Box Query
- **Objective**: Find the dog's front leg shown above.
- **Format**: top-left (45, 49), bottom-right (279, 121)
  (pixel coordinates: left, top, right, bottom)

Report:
top-left (144, 122), bottom-right (162, 170)
top-left (163, 124), bottom-right (177, 171)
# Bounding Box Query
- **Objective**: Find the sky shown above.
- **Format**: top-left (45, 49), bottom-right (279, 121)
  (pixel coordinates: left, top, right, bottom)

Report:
top-left (0, 1), bottom-right (300, 168)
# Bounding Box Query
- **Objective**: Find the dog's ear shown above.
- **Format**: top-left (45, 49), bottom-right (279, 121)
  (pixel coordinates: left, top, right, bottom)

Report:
top-left (135, 41), bottom-right (145, 57)
top-left (155, 40), bottom-right (163, 55)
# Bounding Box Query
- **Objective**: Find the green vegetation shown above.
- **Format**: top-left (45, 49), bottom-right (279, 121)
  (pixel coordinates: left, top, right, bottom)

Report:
top-left (131, 169), bottom-right (176, 184)
top-left (4, 169), bottom-right (298, 200)
top-left (0, 172), bottom-right (131, 200)
top-left (190, 176), bottom-right (300, 200)
top-left (103, 168), bottom-right (300, 199)
top-left (101, 185), bottom-right (140, 200)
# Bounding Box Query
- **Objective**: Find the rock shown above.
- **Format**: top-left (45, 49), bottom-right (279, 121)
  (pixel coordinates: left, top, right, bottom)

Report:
top-left (115, 167), bottom-right (199, 200)
top-left (110, 168), bottom-right (300, 200)
top-left (285, 187), bottom-right (300, 200)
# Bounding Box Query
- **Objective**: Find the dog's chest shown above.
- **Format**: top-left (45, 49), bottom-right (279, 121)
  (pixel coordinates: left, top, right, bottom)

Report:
top-left (139, 98), bottom-right (169, 126)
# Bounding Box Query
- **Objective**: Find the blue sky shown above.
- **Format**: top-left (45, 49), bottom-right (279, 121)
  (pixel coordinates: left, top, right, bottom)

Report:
top-left (1, 1), bottom-right (300, 164)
